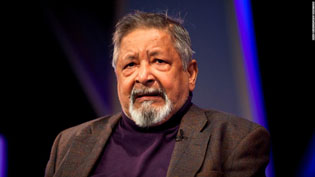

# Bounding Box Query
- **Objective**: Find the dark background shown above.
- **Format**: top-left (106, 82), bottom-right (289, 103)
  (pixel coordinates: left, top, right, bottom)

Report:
top-left (2, 1), bottom-right (115, 176)
top-left (1, 1), bottom-right (313, 177)
top-left (252, 1), bottom-right (313, 177)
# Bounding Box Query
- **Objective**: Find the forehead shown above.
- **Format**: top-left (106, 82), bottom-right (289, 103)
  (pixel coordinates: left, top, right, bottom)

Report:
top-left (120, 28), bottom-right (174, 50)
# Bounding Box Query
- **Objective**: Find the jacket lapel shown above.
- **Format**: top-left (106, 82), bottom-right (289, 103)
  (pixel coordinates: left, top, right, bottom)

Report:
top-left (54, 113), bottom-right (121, 177)
top-left (166, 105), bottom-right (210, 177)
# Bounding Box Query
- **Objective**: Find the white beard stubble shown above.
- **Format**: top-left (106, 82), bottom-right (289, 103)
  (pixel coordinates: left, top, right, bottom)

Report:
top-left (129, 87), bottom-right (173, 127)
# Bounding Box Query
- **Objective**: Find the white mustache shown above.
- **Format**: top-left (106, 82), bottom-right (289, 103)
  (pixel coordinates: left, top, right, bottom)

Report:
top-left (130, 87), bottom-right (166, 103)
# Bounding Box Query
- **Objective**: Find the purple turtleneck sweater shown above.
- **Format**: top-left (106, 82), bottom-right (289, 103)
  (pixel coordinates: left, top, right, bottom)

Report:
top-left (89, 94), bottom-right (192, 177)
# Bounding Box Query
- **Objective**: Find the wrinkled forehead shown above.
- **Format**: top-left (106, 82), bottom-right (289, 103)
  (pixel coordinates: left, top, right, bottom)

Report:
top-left (118, 28), bottom-right (179, 60)
top-left (119, 25), bottom-right (174, 45)
top-left (123, 28), bottom-right (171, 44)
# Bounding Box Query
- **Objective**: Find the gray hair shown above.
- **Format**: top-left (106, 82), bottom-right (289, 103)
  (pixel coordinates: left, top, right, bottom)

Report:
top-left (112, 11), bottom-right (194, 70)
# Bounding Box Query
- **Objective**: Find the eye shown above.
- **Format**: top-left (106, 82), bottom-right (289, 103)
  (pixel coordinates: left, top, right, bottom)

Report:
top-left (123, 62), bottom-right (136, 69)
top-left (153, 58), bottom-right (170, 71)
top-left (154, 59), bottom-right (166, 64)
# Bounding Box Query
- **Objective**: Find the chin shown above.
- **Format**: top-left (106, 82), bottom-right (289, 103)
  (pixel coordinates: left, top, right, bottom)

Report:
top-left (129, 97), bottom-right (173, 127)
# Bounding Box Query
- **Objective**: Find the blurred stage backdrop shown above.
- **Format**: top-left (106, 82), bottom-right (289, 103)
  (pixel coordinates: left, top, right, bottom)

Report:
top-left (1, 0), bottom-right (313, 177)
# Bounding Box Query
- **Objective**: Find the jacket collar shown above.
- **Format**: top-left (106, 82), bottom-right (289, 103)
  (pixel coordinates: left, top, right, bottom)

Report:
top-left (166, 104), bottom-right (210, 177)
top-left (54, 104), bottom-right (209, 177)
top-left (54, 113), bottom-right (121, 177)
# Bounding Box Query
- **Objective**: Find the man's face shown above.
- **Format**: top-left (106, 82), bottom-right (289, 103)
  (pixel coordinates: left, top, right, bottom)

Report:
top-left (115, 28), bottom-right (197, 126)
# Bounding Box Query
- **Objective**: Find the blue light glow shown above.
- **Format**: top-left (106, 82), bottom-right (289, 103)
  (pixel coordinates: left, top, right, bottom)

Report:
top-left (234, 0), bottom-right (265, 127)
top-left (0, 135), bottom-right (7, 177)
top-left (298, 133), bottom-right (315, 177)
top-left (233, 0), bottom-right (273, 176)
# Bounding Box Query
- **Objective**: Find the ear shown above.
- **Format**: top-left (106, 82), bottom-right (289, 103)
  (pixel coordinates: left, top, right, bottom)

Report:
top-left (187, 59), bottom-right (198, 91)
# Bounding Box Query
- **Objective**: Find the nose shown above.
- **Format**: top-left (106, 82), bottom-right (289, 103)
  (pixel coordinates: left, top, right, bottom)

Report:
top-left (135, 62), bottom-right (154, 86)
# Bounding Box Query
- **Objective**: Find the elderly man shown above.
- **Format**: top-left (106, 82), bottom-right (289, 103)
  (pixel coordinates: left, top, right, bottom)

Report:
top-left (45, 11), bottom-right (270, 177)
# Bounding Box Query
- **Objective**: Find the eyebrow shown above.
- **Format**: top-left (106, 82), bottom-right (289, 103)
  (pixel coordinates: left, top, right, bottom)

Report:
top-left (123, 54), bottom-right (138, 61)
top-left (122, 50), bottom-right (163, 61)
top-left (148, 50), bottom-right (163, 57)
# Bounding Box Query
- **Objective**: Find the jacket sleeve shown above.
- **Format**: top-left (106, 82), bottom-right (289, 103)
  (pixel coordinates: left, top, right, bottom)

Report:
top-left (45, 132), bottom-right (63, 177)
top-left (223, 126), bottom-right (270, 177)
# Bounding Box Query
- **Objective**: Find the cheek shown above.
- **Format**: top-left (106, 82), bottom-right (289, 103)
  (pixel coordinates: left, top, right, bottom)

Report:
top-left (158, 71), bottom-right (189, 98)
top-left (155, 72), bottom-right (173, 90)
top-left (118, 78), bottom-right (132, 97)
top-left (116, 76), bottom-right (129, 102)
top-left (116, 76), bottom-right (134, 113)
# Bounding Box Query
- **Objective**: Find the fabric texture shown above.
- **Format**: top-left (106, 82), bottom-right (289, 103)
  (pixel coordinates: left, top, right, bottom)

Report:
top-left (89, 97), bottom-right (192, 177)
top-left (45, 104), bottom-right (270, 177)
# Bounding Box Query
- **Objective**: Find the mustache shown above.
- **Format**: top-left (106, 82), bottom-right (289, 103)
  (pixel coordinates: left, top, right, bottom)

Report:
top-left (130, 87), bottom-right (166, 103)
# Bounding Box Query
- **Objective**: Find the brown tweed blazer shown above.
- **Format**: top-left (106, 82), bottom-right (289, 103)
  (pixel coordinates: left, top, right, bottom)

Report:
top-left (45, 104), bottom-right (270, 177)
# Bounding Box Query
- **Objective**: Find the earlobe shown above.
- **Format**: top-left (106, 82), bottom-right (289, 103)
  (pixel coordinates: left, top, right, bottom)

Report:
top-left (188, 59), bottom-right (198, 91)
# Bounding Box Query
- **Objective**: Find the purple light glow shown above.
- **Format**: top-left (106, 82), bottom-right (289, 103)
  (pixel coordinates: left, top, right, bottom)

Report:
top-left (298, 133), bottom-right (315, 177)
top-left (233, 0), bottom-right (273, 176)
top-left (0, 135), bottom-right (6, 177)
top-left (234, 0), bottom-right (266, 128)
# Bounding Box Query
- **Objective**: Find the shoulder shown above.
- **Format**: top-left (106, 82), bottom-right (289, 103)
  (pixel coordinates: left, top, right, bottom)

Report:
top-left (204, 108), bottom-right (264, 132)
top-left (188, 107), bottom-right (270, 175)
top-left (192, 104), bottom-right (268, 134)
top-left (53, 113), bottom-right (121, 157)
top-left (192, 105), bottom-right (270, 167)
top-left (191, 104), bottom-right (269, 149)
top-left (57, 113), bottom-right (121, 142)
top-left (45, 113), bottom-right (122, 175)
